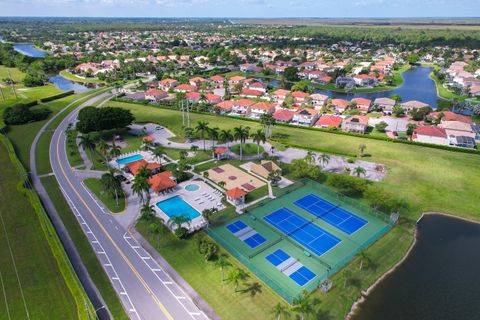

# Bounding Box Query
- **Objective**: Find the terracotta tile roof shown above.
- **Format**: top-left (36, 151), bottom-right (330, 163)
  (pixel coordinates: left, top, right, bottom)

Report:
top-left (351, 97), bottom-right (372, 106)
top-left (315, 115), bottom-right (343, 127)
top-left (273, 109), bottom-right (295, 121)
top-left (174, 84), bottom-right (197, 91)
top-left (214, 147), bottom-right (227, 154)
top-left (225, 187), bottom-right (247, 199)
top-left (148, 171), bottom-right (176, 192)
top-left (414, 126), bottom-right (447, 138)
top-left (240, 89), bottom-right (263, 97)
top-left (127, 159), bottom-right (161, 176)
top-left (430, 111), bottom-right (473, 124)
top-left (215, 100), bottom-right (234, 110)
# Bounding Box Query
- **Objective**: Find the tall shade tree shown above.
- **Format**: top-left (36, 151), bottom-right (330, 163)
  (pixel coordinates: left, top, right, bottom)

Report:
top-left (233, 125), bottom-right (250, 161)
top-left (100, 169), bottom-right (123, 208)
top-left (252, 129), bottom-right (266, 159)
top-left (195, 121), bottom-right (210, 151)
top-left (79, 133), bottom-right (96, 169)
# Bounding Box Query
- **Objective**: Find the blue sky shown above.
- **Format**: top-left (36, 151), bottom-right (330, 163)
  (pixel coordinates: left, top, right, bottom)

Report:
top-left (1, 0), bottom-right (479, 18)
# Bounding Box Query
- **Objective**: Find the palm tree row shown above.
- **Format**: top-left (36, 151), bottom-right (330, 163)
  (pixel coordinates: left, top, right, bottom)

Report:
top-left (271, 290), bottom-right (321, 320)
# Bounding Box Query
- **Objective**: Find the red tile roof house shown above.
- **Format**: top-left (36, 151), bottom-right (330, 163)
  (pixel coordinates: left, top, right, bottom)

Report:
top-left (228, 76), bottom-right (246, 86)
top-left (126, 159), bottom-right (161, 176)
top-left (214, 100), bottom-right (234, 114)
top-left (239, 63), bottom-right (256, 72)
top-left (189, 77), bottom-right (208, 87)
top-left (249, 102), bottom-right (275, 119)
top-left (351, 97), bottom-right (372, 114)
top-left (247, 82), bottom-right (267, 93)
top-left (341, 115), bottom-right (369, 134)
top-left (292, 91), bottom-right (309, 105)
top-left (353, 74), bottom-right (377, 87)
top-left (148, 171), bottom-right (177, 194)
top-left (331, 99), bottom-right (350, 114)
top-left (145, 88), bottom-right (168, 102)
top-left (315, 115), bottom-right (343, 128)
top-left (158, 78), bottom-right (179, 91)
top-left (204, 93), bottom-right (222, 104)
top-left (292, 108), bottom-right (320, 126)
top-left (186, 91), bottom-right (201, 103)
top-left (239, 89), bottom-right (264, 99)
top-left (400, 100), bottom-right (429, 112)
top-left (272, 89), bottom-right (290, 104)
top-left (374, 97), bottom-right (396, 114)
top-left (273, 109), bottom-right (295, 123)
top-left (429, 111), bottom-right (473, 124)
top-left (174, 84), bottom-right (197, 93)
top-left (225, 187), bottom-right (247, 206)
top-left (209, 75), bottom-right (224, 88)
top-left (413, 126), bottom-right (449, 146)
top-left (310, 94), bottom-right (329, 109)
top-left (231, 99), bottom-right (256, 116)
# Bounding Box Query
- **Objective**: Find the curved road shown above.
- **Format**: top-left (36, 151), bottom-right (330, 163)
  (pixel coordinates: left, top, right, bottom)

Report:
top-left (49, 92), bottom-right (209, 320)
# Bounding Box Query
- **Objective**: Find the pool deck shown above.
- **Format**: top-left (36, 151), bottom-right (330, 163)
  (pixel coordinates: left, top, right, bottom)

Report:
top-left (151, 179), bottom-right (226, 232)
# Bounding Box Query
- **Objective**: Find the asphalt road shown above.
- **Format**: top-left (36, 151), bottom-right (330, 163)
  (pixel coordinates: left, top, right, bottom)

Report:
top-left (49, 93), bottom-right (209, 320)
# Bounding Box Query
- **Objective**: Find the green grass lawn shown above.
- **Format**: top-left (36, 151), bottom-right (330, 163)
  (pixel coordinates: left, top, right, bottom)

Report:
top-left (245, 184), bottom-right (269, 203)
top-left (429, 66), bottom-right (465, 101)
top-left (230, 143), bottom-right (264, 157)
top-left (0, 142), bottom-right (78, 319)
top-left (108, 100), bottom-right (480, 319)
top-left (0, 66), bottom-right (62, 112)
top-left (136, 217), bottom-right (288, 320)
top-left (59, 69), bottom-right (104, 84)
top-left (41, 176), bottom-right (128, 320)
top-left (83, 178), bottom-right (126, 213)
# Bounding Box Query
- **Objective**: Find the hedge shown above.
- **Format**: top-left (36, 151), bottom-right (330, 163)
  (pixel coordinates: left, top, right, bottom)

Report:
top-left (39, 90), bottom-right (75, 103)
top-left (0, 134), bottom-right (95, 319)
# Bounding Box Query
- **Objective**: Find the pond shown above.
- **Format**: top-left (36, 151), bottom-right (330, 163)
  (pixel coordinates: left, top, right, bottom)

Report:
top-left (257, 66), bottom-right (440, 108)
top-left (13, 43), bottom-right (48, 58)
top-left (49, 75), bottom-right (94, 93)
top-left (352, 214), bottom-right (480, 320)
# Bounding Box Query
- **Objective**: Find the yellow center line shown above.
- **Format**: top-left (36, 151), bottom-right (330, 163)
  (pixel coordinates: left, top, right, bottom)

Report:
top-left (55, 130), bottom-right (174, 320)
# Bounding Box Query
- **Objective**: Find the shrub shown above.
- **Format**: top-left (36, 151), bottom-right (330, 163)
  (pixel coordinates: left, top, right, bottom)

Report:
top-left (326, 173), bottom-right (367, 197)
top-left (174, 227), bottom-right (188, 239)
top-left (3, 103), bottom-right (51, 125)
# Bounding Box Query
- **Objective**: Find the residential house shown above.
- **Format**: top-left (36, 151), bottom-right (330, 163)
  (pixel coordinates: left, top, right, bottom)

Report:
top-left (273, 109), bottom-right (295, 123)
top-left (189, 77), bottom-right (207, 88)
top-left (272, 89), bottom-right (290, 104)
top-left (240, 89), bottom-right (264, 99)
top-left (145, 88), bottom-right (168, 102)
top-left (174, 84), bottom-right (197, 93)
top-left (159, 78), bottom-right (179, 91)
top-left (400, 100), bottom-right (429, 112)
top-left (335, 76), bottom-right (356, 88)
top-left (248, 82), bottom-right (267, 93)
top-left (374, 97), bottom-right (396, 114)
top-left (353, 74), bottom-right (377, 87)
top-left (413, 126), bottom-right (449, 146)
top-left (228, 76), bottom-right (246, 86)
top-left (351, 97), bottom-right (372, 114)
top-left (249, 102), bottom-right (275, 119)
top-left (430, 111), bottom-right (473, 124)
top-left (310, 94), bottom-right (329, 109)
top-left (231, 99), bottom-right (255, 115)
top-left (210, 75), bottom-right (224, 89)
top-left (331, 99), bottom-right (350, 114)
top-left (438, 121), bottom-right (476, 139)
top-left (315, 115), bottom-right (343, 128)
top-left (204, 93), bottom-right (222, 104)
top-left (239, 63), bottom-right (256, 72)
top-left (341, 115), bottom-right (369, 133)
top-left (292, 91), bottom-right (309, 105)
top-left (292, 108), bottom-right (319, 126)
top-left (186, 92), bottom-right (201, 103)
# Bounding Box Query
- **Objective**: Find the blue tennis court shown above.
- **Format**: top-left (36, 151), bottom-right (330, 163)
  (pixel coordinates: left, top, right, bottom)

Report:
top-left (265, 249), bottom-right (316, 286)
top-left (263, 208), bottom-right (340, 256)
top-left (294, 194), bottom-right (368, 235)
top-left (226, 220), bottom-right (267, 248)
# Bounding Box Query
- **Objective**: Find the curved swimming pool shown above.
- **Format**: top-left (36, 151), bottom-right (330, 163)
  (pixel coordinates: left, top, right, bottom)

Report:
top-left (185, 184), bottom-right (200, 192)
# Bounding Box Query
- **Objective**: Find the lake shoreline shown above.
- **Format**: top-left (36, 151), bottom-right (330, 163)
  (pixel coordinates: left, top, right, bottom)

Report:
top-left (346, 211), bottom-right (480, 320)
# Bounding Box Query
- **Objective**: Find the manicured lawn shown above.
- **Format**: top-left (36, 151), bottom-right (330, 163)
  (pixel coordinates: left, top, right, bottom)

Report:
top-left (41, 176), bottom-right (128, 320)
top-left (110, 100), bottom-right (480, 319)
top-left (429, 71), bottom-right (465, 101)
top-left (0, 143), bottom-right (78, 319)
top-left (83, 178), bottom-right (126, 213)
top-left (245, 184), bottom-right (269, 203)
top-left (136, 218), bottom-right (287, 320)
top-left (60, 69), bottom-right (104, 84)
top-left (230, 143), bottom-right (264, 157)
top-left (0, 66), bottom-right (62, 112)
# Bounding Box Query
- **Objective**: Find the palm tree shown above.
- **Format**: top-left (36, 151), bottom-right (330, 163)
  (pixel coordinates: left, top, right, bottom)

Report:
top-left (218, 180), bottom-right (226, 189)
top-left (168, 214), bottom-right (190, 230)
top-left (79, 133), bottom-right (96, 168)
top-left (252, 129), bottom-right (266, 159)
top-left (353, 166), bottom-right (366, 177)
top-left (190, 145), bottom-right (199, 153)
top-left (271, 303), bottom-right (291, 320)
top-left (132, 174), bottom-right (150, 203)
top-left (318, 153), bottom-right (330, 168)
top-left (219, 129), bottom-right (233, 149)
top-left (109, 140), bottom-right (122, 168)
top-left (179, 150), bottom-right (188, 160)
top-left (195, 121), bottom-right (210, 151)
top-left (260, 113), bottom-right (276, 138)
top-left (97, 139), bottom-right (110, 163)
top-left (214, 255), bottom-right (231, 281)
top-left (243, 282), bottom-right (262, 297)
top-left (149, 221), bottom-right (163, 247)
top-left (359, 250), bottom-right (371, 271)
top-left (152, 145), bottom-right (165, 165)
top-left (292, 291), bottom-right (317, 320)
top-left (202, 171), bottom-right (209, 181)
top-left (141, 139), bottom-right (153, 152)
top-left (343, 269), bottom-right (352, 289)
top-left (233, 125), bottom-right (250, 160)
top-left (358, 144), bottom-right (367, 157)
top-left (267, 170), bottom-right (282, 186)
top-left (100, 169), bottom-right (122, 208)
top-left (225, 268), bottom-right (247, 292)
top-left (208, 127), bottom-right (219, 148)
top-left (140, 201), bottom-right (156, 221)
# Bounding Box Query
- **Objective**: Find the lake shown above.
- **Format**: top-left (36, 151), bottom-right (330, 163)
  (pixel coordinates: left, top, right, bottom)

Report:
top-left (13, 43), bottom-right (48, 58)
top-left (353, 214), bottom-right (480, 320)
top-left (49, 75), bottom-right (93, 93)
top-left (258, 66), bottom-right (440, 108)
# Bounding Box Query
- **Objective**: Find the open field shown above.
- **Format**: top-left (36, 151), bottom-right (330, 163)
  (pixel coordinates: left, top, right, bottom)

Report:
top-left (231, 143), bottom-right (264, 157)
top-left (0, 142), bottom-right (78, 319)
top-left (83, 178), bottom-right (126, 213)
top-left (0, 66), bottom-right (62, 111)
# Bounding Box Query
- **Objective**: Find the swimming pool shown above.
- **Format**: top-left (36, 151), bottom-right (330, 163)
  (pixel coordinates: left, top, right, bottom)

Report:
top-left (185, 184), bottom-right (200, 192)
top-left (156, 196), bottom-right (200, 220)
top-left (117, 154), bottom-right (143, 165)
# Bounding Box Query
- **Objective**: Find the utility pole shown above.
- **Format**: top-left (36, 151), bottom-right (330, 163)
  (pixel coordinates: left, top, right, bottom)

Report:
top-left (187, 99), bottom-right (191, 128)
top-left (181, 100), bottom-right (185, 127)
top-left (0, 85), bottom-right (5, 101)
